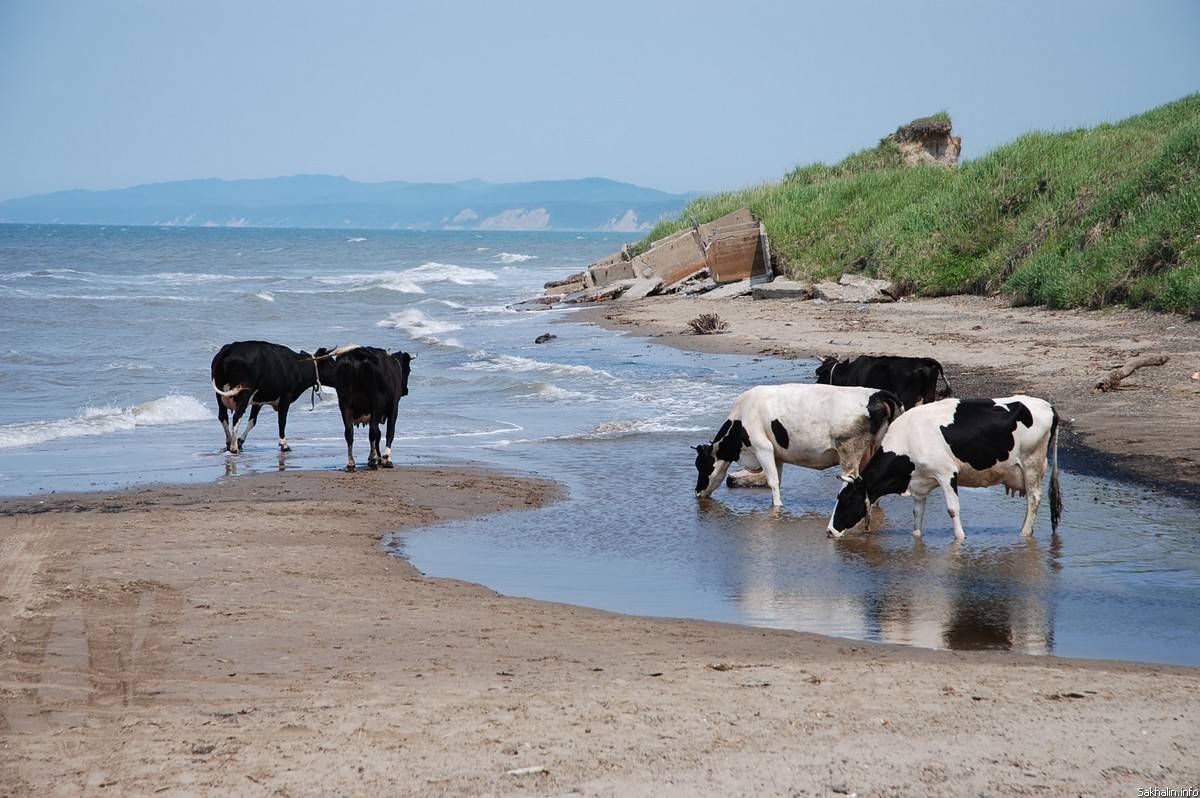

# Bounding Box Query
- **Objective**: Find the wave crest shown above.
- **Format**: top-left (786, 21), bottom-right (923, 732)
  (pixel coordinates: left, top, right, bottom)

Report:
top-left (0, 394), bottom-right (212, 449)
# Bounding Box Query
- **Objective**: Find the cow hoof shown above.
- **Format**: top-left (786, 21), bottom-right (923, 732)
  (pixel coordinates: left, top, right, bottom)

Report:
top-left (345, 464), bottom-right (357, 473)
top-left (381, 460), bottom-right (394, 469)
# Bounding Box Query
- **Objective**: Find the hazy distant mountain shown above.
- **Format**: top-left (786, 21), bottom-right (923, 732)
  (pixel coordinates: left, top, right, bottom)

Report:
top-left (0, 175), bottom-right (698, 232)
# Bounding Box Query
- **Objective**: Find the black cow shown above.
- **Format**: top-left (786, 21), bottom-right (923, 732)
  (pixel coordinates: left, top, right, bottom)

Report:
top-left (331, 345), bottom-right (414, 470)
top-left (211, 341), bottom-right (337, 454)
top-left (815, 355), bottom-right (953, 410)
top-left (828, 395), bottom-right (1061, 539)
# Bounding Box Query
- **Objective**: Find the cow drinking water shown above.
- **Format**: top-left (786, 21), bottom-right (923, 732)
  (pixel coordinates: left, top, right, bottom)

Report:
top-left (694, 384), bottom-right (902, 507)
top-left (828, 395), bottom-right (1061, 539)
top-left (211, 340), bottom-right (337, 454)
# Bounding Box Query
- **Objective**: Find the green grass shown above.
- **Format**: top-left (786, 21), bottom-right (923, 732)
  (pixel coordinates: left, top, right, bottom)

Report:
top-left (641, 94), bottom-right (1200, 315)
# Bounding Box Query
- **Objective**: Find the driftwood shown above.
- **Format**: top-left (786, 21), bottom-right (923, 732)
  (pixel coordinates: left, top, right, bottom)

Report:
top-left (687, 312), bottom-right (729, 335)
top-left (1094, 354), bottom-right (1169, 392)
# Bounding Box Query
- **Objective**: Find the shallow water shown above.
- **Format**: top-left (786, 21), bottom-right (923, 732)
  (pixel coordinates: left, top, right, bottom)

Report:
top-left (392, 411), bottom-right (1200, 667)
top-left (3, 224), bottom-right (1198, 667)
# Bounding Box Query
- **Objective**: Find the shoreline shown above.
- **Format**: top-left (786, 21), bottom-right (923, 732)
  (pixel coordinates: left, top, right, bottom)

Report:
top-left (2, 294), bottom-right (1199, 796)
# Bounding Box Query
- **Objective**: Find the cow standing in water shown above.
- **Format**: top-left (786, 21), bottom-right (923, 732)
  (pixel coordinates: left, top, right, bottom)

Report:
top-left (211, 341), bottom-right (337, 453)
top-left (694, 383), bottom-right (902, 507)
top-left (325, 345), bottom-right (415, 470)
top-left (828, 395), bottom-right (1061, 539)
top-left (815, 354), bottom-right (953, 410)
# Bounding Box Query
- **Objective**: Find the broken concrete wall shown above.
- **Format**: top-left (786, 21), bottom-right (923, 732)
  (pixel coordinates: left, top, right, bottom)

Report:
top-left (544, 207), bottom-right (771, 305)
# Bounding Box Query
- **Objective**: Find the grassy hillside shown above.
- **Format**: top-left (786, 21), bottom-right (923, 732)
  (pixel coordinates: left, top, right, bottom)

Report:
top-left (643, 94), bottom-right (1200, 315)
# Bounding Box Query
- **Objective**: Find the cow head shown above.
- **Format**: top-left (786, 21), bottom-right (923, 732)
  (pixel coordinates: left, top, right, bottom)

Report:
top-left (829, 476), bottom-right (871, 537)
top-left (306, 348), bottom-right (340, 388)
top-left (827, 450), bottom-right (915, 537)
top-left (693, 443), bottom-right (716, 495)
top-left (391, 351), bottom-right (414, 397)
top-left (814, 356), bottom-right (840, 385)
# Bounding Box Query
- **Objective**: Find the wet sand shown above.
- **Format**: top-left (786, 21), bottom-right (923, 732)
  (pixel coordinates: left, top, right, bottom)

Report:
top-left (2, 294), bottom-right (1198, 797)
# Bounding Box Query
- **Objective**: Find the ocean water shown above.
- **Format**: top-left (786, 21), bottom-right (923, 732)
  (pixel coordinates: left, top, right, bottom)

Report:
top-left (2, 224), bottom-right (1198, 667)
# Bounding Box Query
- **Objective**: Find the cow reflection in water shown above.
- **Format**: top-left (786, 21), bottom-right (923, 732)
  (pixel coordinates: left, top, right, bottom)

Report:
top-left (695, 500), bottom-right (1060, 655)
top-left (834, 532), bottom-right (1060, 654)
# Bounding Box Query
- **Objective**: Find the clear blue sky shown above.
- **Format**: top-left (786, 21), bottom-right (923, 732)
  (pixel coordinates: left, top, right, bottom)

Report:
top-left (2, 0), bottom-right (1198, 202)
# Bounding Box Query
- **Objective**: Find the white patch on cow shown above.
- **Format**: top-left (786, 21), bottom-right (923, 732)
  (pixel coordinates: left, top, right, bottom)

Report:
top-left (697, 383), bottom-right (894, 507)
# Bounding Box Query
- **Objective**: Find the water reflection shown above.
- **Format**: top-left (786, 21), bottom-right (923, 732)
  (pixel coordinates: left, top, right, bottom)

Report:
top-left (836, 534), bottom-right (1057, 653)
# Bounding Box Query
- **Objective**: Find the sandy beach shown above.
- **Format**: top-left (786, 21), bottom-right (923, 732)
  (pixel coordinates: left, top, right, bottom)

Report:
top-left (2, 293), bottom-right (1199, 797)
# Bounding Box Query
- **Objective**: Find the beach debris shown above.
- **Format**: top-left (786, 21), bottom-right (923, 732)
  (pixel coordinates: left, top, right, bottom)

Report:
top-left (537, 208), bottom-right (771, 306)
top-left (1093, 354), bottom-right (1169, 392)
top-left (506, 765), bottom-right (548, 777)
top-left (751, 278), bottom-right (813, 300)
top-left (534, 333), bottom-right (557, 344)
top-left (812, 274), bottom-right (899, 304)
top-left (726, 468), bottom-right (768, 489)
top-left (687, 312), bottom-right (729, 335)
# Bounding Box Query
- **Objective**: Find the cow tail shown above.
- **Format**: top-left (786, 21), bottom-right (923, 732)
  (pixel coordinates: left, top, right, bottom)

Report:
top-left (1049, 410), bottom-right (1062, 533)
top-left (939, 366), bottom-right (954, 397)
top-left (212, 380), bottom-right (248, 398)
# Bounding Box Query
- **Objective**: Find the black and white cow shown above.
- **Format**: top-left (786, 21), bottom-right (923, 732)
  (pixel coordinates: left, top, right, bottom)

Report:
top-left (328, 345), bottom-right (414, 470)
top-left (694, 384), bottom-right (902, 507)
top-left (211, 340), bottom-right (337, 454)
top-left (828, 395), bottom-right (1061, 539)
top-left (815, 354), bottom-right (953, 410)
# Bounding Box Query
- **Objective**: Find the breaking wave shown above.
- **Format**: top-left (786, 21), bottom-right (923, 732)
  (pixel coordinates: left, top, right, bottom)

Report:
top-left (0, 394), bottom-right (212, 449)
top-left (376, 308), bottom-right (464, 340)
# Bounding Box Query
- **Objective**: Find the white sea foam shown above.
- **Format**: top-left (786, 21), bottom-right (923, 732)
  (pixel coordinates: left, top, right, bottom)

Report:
top-left (256, 292), bottom-right (275, 302)
top-left (496, 252), bottom-right (538, 264)
top-left (0, 394), bottom-right (212, 449)
top-left (376, 309), bottom-right (464, 339)
top-left (458, 353), bottom-right (614, 380)
top-left (311, 270), bottom-right (425, 294)
top-left (346, 237), bottom-right (367, 243)
top-left (99, 360), bottom-right (159, 373)
top-left (406, 262), bottom-right (499, 285)
top-left (524, 383), bottom-right (596, 401)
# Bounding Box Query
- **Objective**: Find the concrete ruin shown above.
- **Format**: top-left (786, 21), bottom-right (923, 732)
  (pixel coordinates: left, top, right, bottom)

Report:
top-left (527, 208), bottom-right (772, 308)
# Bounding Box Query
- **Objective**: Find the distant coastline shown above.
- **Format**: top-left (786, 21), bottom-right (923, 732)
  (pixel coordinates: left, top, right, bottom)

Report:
top-left (0, 174), bottom-right (697, 233)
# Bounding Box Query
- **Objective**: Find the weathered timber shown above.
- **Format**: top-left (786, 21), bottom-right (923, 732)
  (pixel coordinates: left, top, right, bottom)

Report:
top-left (1094, 354), bottom-right (1169, 392)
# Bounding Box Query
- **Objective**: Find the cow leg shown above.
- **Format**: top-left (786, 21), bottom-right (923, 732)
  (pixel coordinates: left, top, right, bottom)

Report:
top-left (911, 493), bottom-right (929, 537)
top-left (227, 400), bottom-right (251, 454)
top-left (938, 475), bottom-right (966, 539)
top-left (216, 400), bottom-right (234, 451)
top-left (907, 476), bottom-right (940, 537)
top-left (276, 404), bottom-right (292, 452)
top-left (837, 439), bottom-right (868, 482)
top-left (367, 419), bottom-right (383, 468)
top-left (1017, 462), bottom-right (1045, 537)
top-left (238, 404), bottom-right (262, 451)
top-left (381, 412), bottom-right (397, 468)
top-left (755, 446), bottom-right (784, 507)
top-left (342, 413), bottom-right (356, 470)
